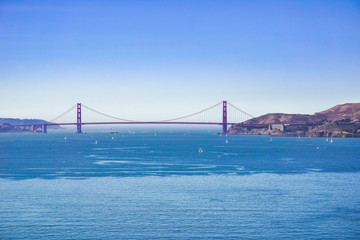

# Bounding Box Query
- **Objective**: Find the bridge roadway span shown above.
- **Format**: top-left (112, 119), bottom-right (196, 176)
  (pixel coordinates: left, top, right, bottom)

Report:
top-left (43, 122), bottom-right (268, 127)
top-left (18, 122), bottom-right (269, 134)
top-left (14, 101), bottom-right (266, 133)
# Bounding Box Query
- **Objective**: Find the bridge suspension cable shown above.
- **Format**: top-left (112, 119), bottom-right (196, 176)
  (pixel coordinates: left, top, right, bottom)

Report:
top-left (82, 104), bottom-right (136, 122)
top-left (159, 101), bottom-right (223, 122)
top-left (83, 102), bottom-right (223, 123)
top-left (48, 101), bottom-right (254, 125)
top-left (227, 102), bottom-right (255, 119)
top-left (49, 104), bottom-right (77, 122)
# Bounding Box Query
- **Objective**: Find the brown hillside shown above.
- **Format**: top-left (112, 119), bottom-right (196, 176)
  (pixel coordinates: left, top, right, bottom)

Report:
top-left (230, 103), bottom-right (360, 138)
top-left (244, 113), bottom-right (319, 125)
top-left (315, 103), bottom-right (360, 122)
top-left (244, 103), bottom-right (360, 125)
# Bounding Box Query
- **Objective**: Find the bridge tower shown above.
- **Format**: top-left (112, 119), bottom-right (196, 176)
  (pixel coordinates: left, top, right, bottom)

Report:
top-left (222, 100), bottom-right (227, 134)
top-left (77, 103), bottom-right (82, 134)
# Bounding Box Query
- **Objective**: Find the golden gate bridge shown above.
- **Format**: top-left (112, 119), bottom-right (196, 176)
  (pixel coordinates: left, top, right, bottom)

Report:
top-left (19, 101), bottom-right (257, 134)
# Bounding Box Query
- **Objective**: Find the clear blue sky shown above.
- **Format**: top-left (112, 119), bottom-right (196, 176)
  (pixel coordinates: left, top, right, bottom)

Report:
top-left (1, 0), bottom-right (359, 122)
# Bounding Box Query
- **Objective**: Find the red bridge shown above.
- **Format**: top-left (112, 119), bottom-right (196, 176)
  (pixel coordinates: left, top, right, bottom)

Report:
top-left (17, 101), bottom-right (255, 134)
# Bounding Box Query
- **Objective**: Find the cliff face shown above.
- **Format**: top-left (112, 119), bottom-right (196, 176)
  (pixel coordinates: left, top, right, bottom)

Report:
top-left (228, 103), bottom-right (360, 138)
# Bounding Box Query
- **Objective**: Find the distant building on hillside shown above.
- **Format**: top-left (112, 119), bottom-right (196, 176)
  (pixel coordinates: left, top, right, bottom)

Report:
top-left (268, 124), bottom-right (286, 132)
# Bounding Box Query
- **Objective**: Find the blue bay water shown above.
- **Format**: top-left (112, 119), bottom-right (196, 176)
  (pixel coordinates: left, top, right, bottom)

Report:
top-left (0, 130), bottom-right (360, 239)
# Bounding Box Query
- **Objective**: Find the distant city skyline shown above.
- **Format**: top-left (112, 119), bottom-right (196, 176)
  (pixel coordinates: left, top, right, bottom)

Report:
top-left (1, 0), bottom-right (359, 122)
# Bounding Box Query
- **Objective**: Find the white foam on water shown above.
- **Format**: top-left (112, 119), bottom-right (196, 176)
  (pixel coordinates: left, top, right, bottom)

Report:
top-left (93, 159), bottom-right (176, 166)
top-left (94, 160), bottom-right (135, 165)
top-left (208, 151), bottom-right (225, 154)
top-left (306, 168), bottom-right (322, 172)
top-left (236, 167), bottom-right (246, 171)
top-left (93, 146), bottom-right (149, 151)
top-left (222, 153), bottom-right (238, 156)
top-left (188, 165), bottom-right (217, 169)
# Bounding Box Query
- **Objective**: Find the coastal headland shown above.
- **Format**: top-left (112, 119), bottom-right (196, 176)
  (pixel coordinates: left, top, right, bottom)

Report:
top-left (228, 103), bottom-right (360, 138)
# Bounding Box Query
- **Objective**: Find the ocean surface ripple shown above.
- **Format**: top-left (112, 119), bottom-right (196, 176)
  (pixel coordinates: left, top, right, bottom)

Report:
top-left (0, 131), bottom-right (359, 239)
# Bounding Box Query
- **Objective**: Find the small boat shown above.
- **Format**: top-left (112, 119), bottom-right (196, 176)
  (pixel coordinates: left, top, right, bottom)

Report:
top-left (326, 138), bottom-right (329, 142)
top-left (330, 138), bottom-right (333, 144)
top-left (225, 139), bottom-right (229, 144)
top-left (111, 137), bottom-right (114, 140)
top-left (269, 137), bottom-right (272, 142)
top-left (198, 147), bottom-right (204, 154)
top-left (95, 140), bottom-right (98, 144)
top-left (64, 137), bottom-right (67, 140)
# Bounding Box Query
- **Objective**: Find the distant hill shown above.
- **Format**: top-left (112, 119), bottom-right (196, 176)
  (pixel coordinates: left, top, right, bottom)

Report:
top-left (228, 103), bottom-right (360, 138)
top-left (0, 118), bottom-right (49, 125)
top-left (314, 103), bottom-right (360, 122)
top-left (0, 118), bottom-right (59, 133)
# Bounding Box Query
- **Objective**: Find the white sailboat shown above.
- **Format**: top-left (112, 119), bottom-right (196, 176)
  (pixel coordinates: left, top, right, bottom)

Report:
top-left (95, 140), bottom-right (98, 144)
top-left (198, 147), bottom-right (204, 154)
top-left (330, 138), bottom-right (333, 144)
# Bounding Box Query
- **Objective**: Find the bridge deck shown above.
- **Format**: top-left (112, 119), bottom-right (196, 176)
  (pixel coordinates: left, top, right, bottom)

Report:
top-left (14, 122), bottom-right (254, 127)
